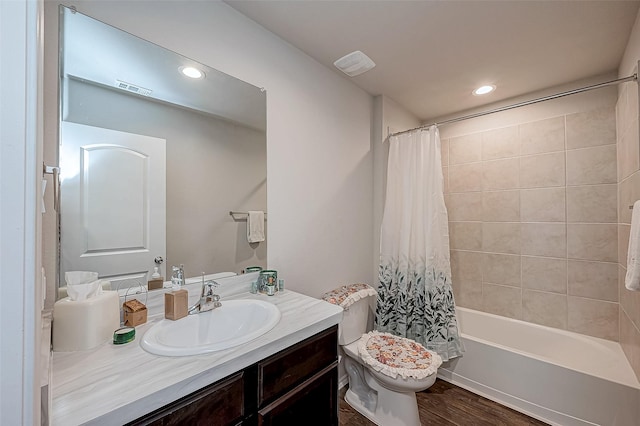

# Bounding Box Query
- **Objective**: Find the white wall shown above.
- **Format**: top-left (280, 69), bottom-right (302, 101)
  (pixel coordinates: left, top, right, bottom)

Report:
top-left (44, 0), bottom-right (373, 298)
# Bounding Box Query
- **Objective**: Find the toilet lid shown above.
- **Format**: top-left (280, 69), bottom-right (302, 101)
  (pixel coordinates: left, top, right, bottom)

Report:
top-left (321, 283), bottom-right (377, 309)
top-left (358, 331), bottom-right (442, 380)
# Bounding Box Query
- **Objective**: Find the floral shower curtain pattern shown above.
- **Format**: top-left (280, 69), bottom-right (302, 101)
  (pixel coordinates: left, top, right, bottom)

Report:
top-left (376, 126), bottom-right (463, 361)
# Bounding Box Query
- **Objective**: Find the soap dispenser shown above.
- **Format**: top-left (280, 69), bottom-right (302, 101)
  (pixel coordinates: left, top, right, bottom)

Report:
top-left (148, 266), bottom-right (164, 290)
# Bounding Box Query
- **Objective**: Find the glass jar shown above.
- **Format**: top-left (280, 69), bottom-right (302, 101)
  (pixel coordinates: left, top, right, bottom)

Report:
top-left (258, 270), bottom-right (278, 294)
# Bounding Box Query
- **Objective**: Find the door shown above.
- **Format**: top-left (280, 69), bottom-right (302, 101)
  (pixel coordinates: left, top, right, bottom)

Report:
top-left (60, 121), bottom-right (166, 291)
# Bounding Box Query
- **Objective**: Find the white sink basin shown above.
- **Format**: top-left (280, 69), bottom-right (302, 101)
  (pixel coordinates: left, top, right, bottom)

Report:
top-left (140, 299), bottom-right (281, 356)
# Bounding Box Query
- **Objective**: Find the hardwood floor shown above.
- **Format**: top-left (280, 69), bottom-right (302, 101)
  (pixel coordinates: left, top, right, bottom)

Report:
top-left (338, 379), bottom-right (548, 426)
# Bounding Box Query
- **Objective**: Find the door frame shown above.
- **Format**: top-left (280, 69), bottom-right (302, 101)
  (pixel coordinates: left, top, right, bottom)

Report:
top-left (0, 0), bottom-right (43, 424)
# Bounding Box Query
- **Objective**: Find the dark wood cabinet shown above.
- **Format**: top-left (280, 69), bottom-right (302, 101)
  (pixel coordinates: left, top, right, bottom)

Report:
top-left (128, 325), bottom-right (338, 426)
top-left (258, 363), bottom-right (338, 426)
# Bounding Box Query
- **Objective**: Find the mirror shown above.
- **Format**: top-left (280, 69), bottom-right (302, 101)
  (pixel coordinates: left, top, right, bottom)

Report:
top-left (58, 6), bottom-right (267, 294)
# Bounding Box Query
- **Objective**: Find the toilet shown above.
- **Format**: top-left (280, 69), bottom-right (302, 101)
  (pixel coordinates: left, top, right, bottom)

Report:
top-left (322, 284), bottom-right (442, 426)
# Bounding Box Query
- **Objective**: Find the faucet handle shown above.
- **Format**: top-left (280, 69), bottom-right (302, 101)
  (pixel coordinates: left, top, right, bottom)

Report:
top-left (203, 280), bottom-right (219, 297)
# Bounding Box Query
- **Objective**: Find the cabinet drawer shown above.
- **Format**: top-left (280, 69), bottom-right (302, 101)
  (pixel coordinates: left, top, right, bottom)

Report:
top-left (128, 371), bottom-right (245, 426)
top-left (258, 325), bottom-right (337, 406)
top-left (257, 362), bottom-right (338, 426)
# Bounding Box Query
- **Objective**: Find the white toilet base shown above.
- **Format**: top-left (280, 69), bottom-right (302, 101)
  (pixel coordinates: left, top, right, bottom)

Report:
top-left (364, 368), bottom-right (422, 426)
top-left (345, 381), bottom-right (422, 426)
top-left (342, 343), bottom-right (434, 426)
top-left (344, 388), bottom-right (381, 425)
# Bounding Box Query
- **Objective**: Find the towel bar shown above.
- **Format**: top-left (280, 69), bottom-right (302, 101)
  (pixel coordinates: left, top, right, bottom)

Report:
top-left (229, 211), bottom-right (267, 219)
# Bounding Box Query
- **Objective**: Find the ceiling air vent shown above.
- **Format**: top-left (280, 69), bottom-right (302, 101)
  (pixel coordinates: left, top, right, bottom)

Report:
top-left (115, 80), bottom-right (152, 96)
top-left (333, 51), bottom-right (376, 77)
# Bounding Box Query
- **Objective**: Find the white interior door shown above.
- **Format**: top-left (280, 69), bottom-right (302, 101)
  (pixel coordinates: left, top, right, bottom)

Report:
top-left (60, 121), bottom-right (166, 291)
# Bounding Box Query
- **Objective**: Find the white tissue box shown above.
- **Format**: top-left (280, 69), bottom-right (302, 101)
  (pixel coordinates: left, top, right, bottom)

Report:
top-left (52, 291), bottom-right (120, 352)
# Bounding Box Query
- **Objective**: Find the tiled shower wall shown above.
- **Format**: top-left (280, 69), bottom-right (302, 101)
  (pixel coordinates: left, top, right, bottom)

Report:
top-left (444, 105), bottom-right (620, 341)
top-left (617, 78), bottom-right (640, 379)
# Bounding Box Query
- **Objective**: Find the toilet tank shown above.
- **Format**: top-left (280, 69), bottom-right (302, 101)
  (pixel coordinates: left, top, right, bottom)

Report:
top-left (338, 294), bottom-right (376, 345)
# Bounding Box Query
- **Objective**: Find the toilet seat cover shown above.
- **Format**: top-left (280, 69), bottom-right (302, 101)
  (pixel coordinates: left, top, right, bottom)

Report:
top-left (358, 331), bottom-right (442, 380)
top-left (321, 283), bottom-right (377, 309)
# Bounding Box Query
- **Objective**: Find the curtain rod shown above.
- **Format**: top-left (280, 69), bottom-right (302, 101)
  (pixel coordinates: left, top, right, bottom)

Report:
top-left (389, 73), bottom-right (638, 138)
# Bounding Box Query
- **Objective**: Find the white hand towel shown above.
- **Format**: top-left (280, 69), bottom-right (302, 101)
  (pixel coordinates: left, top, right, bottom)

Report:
top-left (247, 210), bottom-right (265, 243)
top-left (625, 200), bottom-right (640, 291)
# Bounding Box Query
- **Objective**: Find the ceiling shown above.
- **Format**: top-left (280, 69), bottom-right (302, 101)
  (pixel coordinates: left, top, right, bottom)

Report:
top-left (226, 0), bottom-right (640, 121)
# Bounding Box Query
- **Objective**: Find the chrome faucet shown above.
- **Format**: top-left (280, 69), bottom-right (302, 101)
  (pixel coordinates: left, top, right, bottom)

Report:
top-left (188, 278), bottom-right (221, 315)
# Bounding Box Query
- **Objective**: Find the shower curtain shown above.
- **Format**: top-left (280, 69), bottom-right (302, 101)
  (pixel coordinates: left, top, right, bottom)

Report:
top-left (376, 126), bottom-right (463, 361)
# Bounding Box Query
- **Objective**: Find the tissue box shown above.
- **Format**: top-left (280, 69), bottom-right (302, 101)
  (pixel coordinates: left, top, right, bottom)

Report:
top-left (52, 291), bottom-right (120, 351)
top-left (123, 299), bottom-right (147, 326)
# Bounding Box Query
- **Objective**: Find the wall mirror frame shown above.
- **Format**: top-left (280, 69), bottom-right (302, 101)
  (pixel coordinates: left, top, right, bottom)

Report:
top-left (56, 5), bottom-right (267, 295)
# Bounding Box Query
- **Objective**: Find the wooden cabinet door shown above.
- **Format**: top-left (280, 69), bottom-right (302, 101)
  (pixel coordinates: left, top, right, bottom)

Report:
top-left (257, 363), bottom-right (338, 426)
top-left (258, 326), bottom-right (338, 406)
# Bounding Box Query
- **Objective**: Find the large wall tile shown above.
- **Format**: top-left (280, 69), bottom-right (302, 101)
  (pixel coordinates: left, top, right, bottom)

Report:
top-left (566, 184), bottom-right (617, 223)
top-left (483, 158), bottom-right (519, 190)
top-left (521, 223), bottom-right (566, 258)
top-left (482, 222), bottom-right (521, 254)
top-left (567, 260), bottom-right (617, 302)
top-left (520, 152), bottom-right (565, 188)
top-left (519, 116), bottom-right (565, 155)
top-left (450, 133), bottom-right (482, 165)
top-left (444, 105), bottom-right (621, 338)
top-left (520, 188), bottom-right (565, 222)
top-left (450, 250), bottom-right (483, 282)
top-left (568, 296), bottom-right (619, 341)
top-left (567, 224), bottom-right (617, 262)
top-left (449, 222), bottom-right (482, 251)
top-left (445, 192), bottom-right (483, 221)
top-left (449, 162), bottom-right (483, 192)
top-left (442, 166), bottom-right (449, 194)
top-left (619, 265), bottom-right (640, 329)
top-left (617, 82), bottom-right (638, 136)
top-left (566, 145), bottom-right (617, 185)
top-left (441, 138), bottom-right (449, 167)
top-left (521, 256), bottom-right (567, 294)
top-left (482, 253), bottom-right (521, 286)
top-left (482, 283), bottom-right (522, 319)
top-left (619, 309), bottom-right (640, 382)
top-left (626, 81), bottom-right (639, 129)
top-left (482, 190), bottom-right (519, 222)
top-left (617, 173), bottom-right (638, 224)
top-left (619, 223), bottom-right (630, 266)
top-left (618, 117), bottom-right (640, 180)
top-left (566, 107), bottom-right (616, 149)
top-left (616, 89), bottom-right (625, 142)
top-left (522, 290), bottom-right (567, 329)
top-left (482, 126), bottom-right (518, 160)
top-left (452, 279), bottom-right (483, 310)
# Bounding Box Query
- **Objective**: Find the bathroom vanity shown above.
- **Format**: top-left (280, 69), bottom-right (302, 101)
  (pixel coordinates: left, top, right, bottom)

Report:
top-left (51, 279), bottom-right (342, 425)
top-left (129, 326), bottom-right (338, 425)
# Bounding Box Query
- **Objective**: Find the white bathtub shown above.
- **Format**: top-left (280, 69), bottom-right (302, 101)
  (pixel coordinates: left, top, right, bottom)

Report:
top-left (438, 307), bottom-right (640, 426)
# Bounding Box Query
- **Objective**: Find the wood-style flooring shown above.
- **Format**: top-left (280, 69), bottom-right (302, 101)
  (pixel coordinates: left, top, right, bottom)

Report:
top-left (338, 379), bottom-right (549, 426)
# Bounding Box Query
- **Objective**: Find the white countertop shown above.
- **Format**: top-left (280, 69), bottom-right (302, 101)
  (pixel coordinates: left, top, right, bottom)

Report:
top-left (51, 275), bottom-right (343, 425)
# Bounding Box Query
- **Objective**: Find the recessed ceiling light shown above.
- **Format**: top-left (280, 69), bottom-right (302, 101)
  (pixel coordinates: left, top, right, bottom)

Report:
top-left (473, 85), bottom-right (495, 96)
top-left (180, 66), bottom-right (205, 79)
